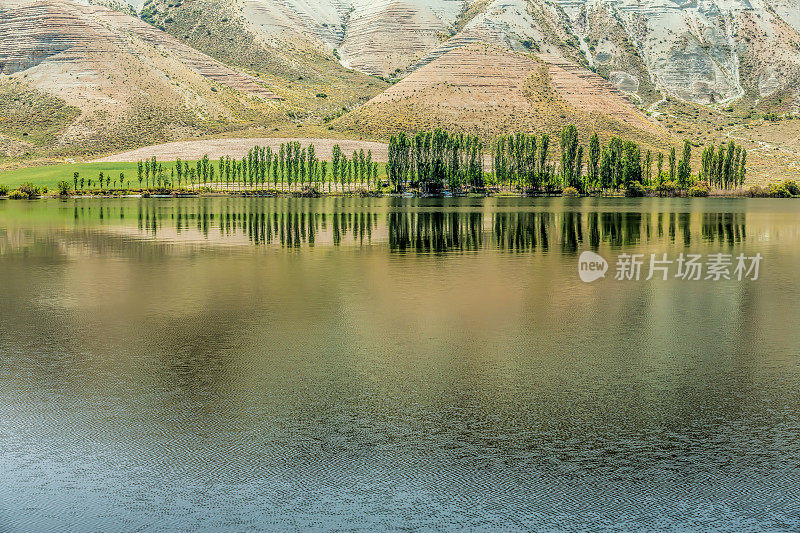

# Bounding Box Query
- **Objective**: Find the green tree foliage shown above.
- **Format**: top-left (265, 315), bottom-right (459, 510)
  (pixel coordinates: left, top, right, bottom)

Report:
top-left (669, 147), bottom-right (676, 182)
top-left (560, 125), bottom-right (579, 189)
top-left (57, 180), bottom-right (72, 196)
top-left (390, 129), bottom-right (483, 192)
top-left (677, 140), bottom-right (692, 190)
top-left (64, 132), bottom-right (747, 199)
top-left (588, 133), bottom-right (600, 187)
top-left (599, 147), bottom-right (613, 191)
top-left (702, 141), bottom-right (746, 189)
top-left (622, 141), bottom-right (641, 188)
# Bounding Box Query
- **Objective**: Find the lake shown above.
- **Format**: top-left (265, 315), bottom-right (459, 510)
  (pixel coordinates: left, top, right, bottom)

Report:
top-left (1, 197), bottom-right (799, 531)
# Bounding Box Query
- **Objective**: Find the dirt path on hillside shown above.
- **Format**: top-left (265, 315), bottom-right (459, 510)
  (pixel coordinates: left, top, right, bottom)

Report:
top-left (93, 138), bottom-right (390, 163)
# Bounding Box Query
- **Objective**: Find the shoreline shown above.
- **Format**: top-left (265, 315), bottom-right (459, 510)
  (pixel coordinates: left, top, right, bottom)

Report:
top-left (0, 190), bottom-right (791, 201)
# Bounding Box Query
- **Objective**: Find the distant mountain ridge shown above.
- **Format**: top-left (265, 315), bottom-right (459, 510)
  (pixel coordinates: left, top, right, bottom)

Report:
top-left (2, 0), bottom-right (800, 166)
top-left (137, 0), bottom-right (799, 109)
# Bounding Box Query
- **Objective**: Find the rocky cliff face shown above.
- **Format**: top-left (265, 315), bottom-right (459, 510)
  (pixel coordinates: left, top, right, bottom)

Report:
top-left (444, 0), bottom-right (800, 108)
top-left (145, 0), bottom-right (798, 109)
top-left (560, 0), bottom-right (800, 108)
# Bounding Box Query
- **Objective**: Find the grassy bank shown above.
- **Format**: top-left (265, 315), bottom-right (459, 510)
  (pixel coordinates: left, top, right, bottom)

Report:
top-left (0, 162), bottom-right (141, 190)
top-left (0, 161), bottom-right (391, 191)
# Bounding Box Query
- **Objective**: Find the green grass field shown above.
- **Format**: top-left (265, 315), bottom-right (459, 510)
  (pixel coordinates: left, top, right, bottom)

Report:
top-left (0, 161), bottom-right (390, 191)
top-left (0, 163), bottom-right (141, 190)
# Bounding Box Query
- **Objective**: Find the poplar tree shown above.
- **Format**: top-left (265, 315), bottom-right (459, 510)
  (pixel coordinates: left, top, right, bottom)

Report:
top-left (739, 150), bottom-right (747, 189)
top-left (677, 140), bottom-right (692, 190)
top-left (332, 144), bottom-right (342, 191)
top-left (599, 147), bottom-right (613, 193)
top-left (575, 145), bottom-right (585, 191)
top-left (539, 134), bottom-right (550, 184)
top-left (560, 125), bottom-right (579, 188)
top-left (669, 147), bottom-right (676, 182)
top-left (588, 133), bottom-right (600, 187)
top-left (622, 141), bottom-right (641, 188)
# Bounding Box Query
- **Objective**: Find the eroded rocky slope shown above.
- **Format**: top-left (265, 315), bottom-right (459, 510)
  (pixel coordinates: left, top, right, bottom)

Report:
top-left (0, 0), bottom-right (292, 156)
top-left (142, 0), bottom-right (800, 110)
top-left (333, 43), bottom-right (668, 148)
top-left (562, 0), bottom-right (800, 108)
top-left (3, 0), bottom-right (800, 165)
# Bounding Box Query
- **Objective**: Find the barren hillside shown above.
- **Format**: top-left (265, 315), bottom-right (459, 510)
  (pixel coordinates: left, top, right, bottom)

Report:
top-left (0, 0), bottom-right (387, 163)
top-left (145, 0), bottom-right (800, 111)
top-left (0, 0), bottom-right (291, 158)
top-left (333, 44), bottom-right (668, 149)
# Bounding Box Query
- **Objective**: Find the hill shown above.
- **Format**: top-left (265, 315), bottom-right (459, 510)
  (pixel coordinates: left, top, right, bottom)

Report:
top-left (144, 0), bottom-right (800, 112)
top-left (2, 0), bottom-right (800, 182)
top-left (332, 44), bottom-right (668, 149)
top-left (0, 0), bottom-right (281, 160)
top-left (0, 0), bottom-right (387, 164)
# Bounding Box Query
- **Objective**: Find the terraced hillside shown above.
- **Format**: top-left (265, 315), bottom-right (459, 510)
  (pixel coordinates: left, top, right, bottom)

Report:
top-left (0, 0), bottom-right (287, 160)
top-left (333, 44), bottom-right (668, 149)
top-left (144, 0), bottom-right (800, 111)
top-left (0, 0), bottom-right (387, 163)
top-left (57, 0), bottom-right (800, 116)
top-left (337, 0), bottom-right (463, 77)
top-left (129, 0), bottom-right (388, 115)
top-left (3, 0), bottom-right (800, 182)
top-left (0, 0), bottom-right (280, 100)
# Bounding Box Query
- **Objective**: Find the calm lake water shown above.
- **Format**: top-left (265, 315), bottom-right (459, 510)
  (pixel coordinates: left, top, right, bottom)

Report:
top-left (1, 197), bottom-right (799, 531)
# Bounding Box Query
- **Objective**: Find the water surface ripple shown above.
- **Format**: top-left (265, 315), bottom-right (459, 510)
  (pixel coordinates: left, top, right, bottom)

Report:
top-left (1, 198), bottom-right (799, 531)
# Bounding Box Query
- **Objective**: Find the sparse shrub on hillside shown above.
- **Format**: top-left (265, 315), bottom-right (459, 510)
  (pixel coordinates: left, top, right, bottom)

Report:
top-left (0, 82), bottom-right (80, 145)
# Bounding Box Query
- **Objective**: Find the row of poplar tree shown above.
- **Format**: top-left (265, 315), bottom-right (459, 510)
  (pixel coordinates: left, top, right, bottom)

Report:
top-left (387, 127), bottom-right (747, 193)
top-left (96, 129), bottom-right (748, 195)
top-left (700, 141), bottom-right (748, 190)
top-left (386, 131), bottom-right (486, 192)
top-left (133, 143), bottom-right (380, 192)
